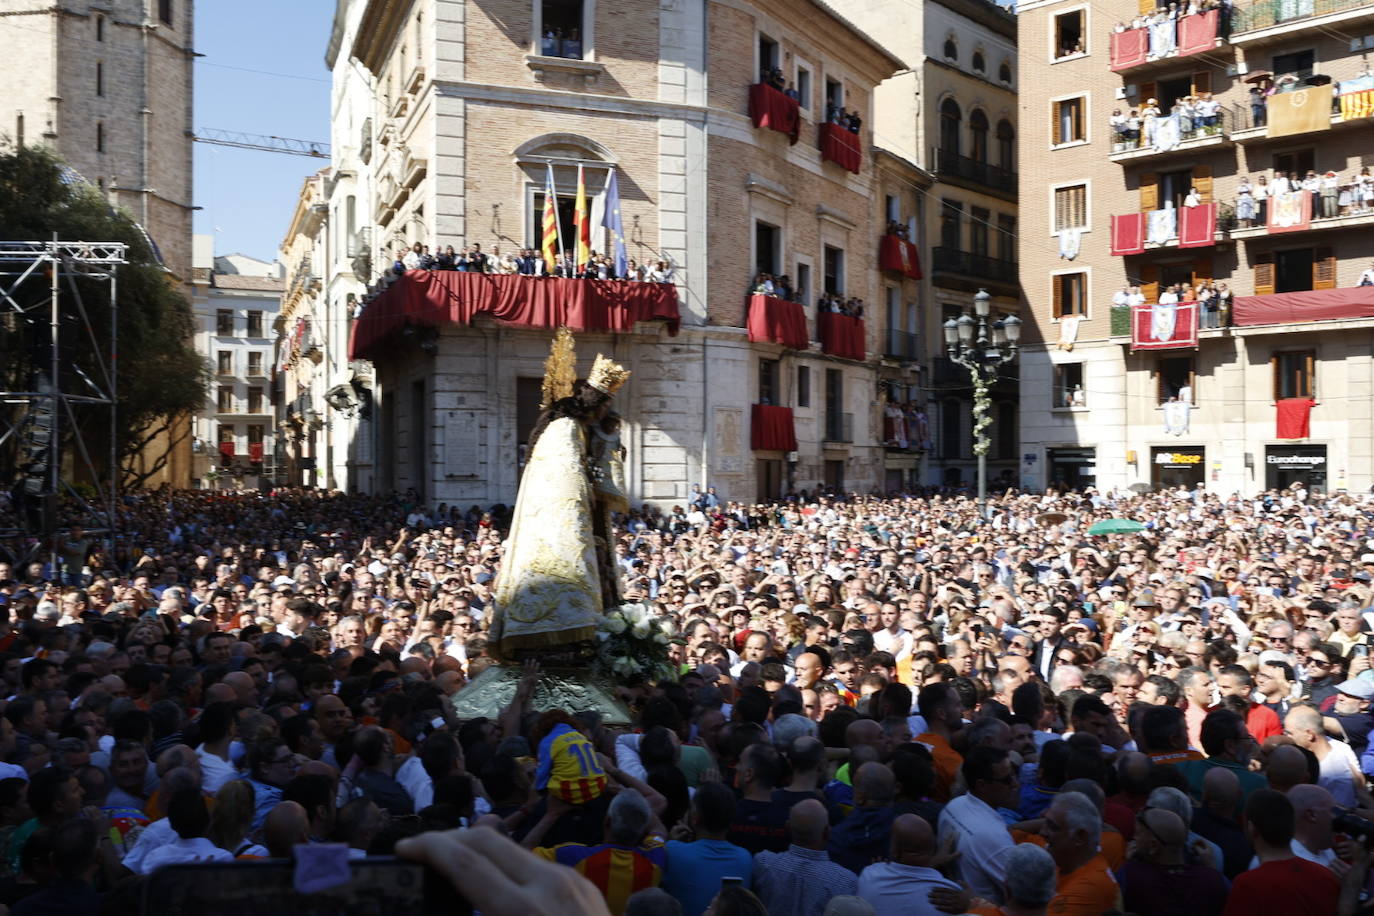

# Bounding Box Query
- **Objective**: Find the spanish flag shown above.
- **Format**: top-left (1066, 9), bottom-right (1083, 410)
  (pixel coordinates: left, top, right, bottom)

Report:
top-left (541, 164), bottom-right (560, 268)
top-left (574, 164), bottom-right (591, 271)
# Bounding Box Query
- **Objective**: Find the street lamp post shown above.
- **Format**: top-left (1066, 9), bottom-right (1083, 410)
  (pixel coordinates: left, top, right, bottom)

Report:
top-left (943, 288), bottom-right (1021, 521)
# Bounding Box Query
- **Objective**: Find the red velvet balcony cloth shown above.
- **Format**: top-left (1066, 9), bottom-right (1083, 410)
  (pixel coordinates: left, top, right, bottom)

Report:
top-left (746, 294), bottom-right (810, 350)
top-left (1131, 301), bottom-right (1199, 351)
top-left (748, 83), bottom-right (801, 144)
top-left (819, 122), bottom-right (862, 174)
top-left (819, 312), bottom-right (866, 360)
top-left (218, 442), bottom-right (235, 460)
top-left (1110, 28), bottom-right (1148, 71)
top-left (1178, 203), bottom-right (1217, 249)
top-left (1232, 288), bottom-right (1374, 326)
top-left (751, 404), bottom-right (798, 452)
top-left (880, 234), bottom-right (923, 280)
top-left (248, 443), bottom-right (264, 463)
top-left (1111, 213), bottom-right (1146, 256)
top-left (1178, 10), bottom-right (1219, 57)
top-left (348, 271), bottom-right (681, 360)
top-left (1276, 398), bottom-right (1316, 440)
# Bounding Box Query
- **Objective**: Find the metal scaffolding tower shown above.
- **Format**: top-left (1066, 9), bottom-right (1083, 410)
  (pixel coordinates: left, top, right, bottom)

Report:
top-left (0, 240), bottom-right (127, 567)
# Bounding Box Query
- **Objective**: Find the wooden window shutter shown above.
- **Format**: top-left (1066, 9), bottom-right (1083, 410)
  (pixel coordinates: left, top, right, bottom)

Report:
top-left (1254, 252), bottom-right (1275, 296)
top-left (1140, 264), bottom-right (1159, 303)
top-left (1191, 71), bottom-right (1211, 95)
top-left (1139, 0), bottom-right (1156, 16)
top-left (1140, 172), bottom-right (1159, 212)
top-left (1192, 257), bottom-right (1213, 290)
top-left (1306, 351), bottom-right (1316, 397)
top-left (1051, 100), bottom-right (1060, 143)
top-left (1053, 274), bottom-right (1064, 318)
top-left (1271, 354), bottom-right (1280, 400)
top-left (1138, 81), bottom-right (1158, 105)
top-left (1313, 247), bottom-right (1337, 289)
top-left (1073, 98), bottom-right (1084, 141)
top-left (1192, 165), bottom-right (1213, 204)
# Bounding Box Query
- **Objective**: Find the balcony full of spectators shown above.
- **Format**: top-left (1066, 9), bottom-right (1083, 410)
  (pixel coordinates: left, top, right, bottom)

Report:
top-left (1228, 170), bottom-right (1374, 239)
top-left (1229, 0), bottom-right (1374, 43)
top-left (1229, 72), bottom-right (1374, 142)
top-left (1108, 100), bottom-right (1230, 163)
top-left (747, 274), bottom-right (809, 350)
top-left (347, 242), bottom-right (680, 362)
top-left (749, 69), bottom-right (801, 144)
top-left (1109, 3), bottom-right (1229, 73)
top-left (819, 106), bottom-right (862, 173)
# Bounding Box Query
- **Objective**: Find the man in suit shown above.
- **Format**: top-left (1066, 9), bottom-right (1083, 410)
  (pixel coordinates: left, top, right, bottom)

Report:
top-left (1030, 609), bottom-right (1069, 681)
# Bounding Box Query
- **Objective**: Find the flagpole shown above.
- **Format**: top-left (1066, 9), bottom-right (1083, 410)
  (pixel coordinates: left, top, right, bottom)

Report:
top-left (547, 164), bottom-right (564, 267)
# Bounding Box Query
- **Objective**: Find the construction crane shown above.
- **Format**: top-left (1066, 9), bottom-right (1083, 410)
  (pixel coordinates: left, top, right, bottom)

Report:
top-left (194, 128), bottom-right (330, 159)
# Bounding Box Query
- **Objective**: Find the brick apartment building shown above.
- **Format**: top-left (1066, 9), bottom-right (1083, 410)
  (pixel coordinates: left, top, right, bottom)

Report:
top-left (0, 0), bottom-right (196, 486)
top-left (1017, 0), bottom-right (1374, 494)
top-left (327, 0), bottom-right (915, 505)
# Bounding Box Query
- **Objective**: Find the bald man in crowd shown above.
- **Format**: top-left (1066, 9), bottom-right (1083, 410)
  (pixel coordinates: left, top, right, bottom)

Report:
top-left (752, 798), bottom-right (857, 916)
top-left (856, 814), bottom-right (959, 916)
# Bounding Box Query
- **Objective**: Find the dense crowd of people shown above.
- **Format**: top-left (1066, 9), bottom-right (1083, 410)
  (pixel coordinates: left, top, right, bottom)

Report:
top-left (2, 482), bottom-right (1374, 914)
top-left (392, 242), bottom-right (676, 283)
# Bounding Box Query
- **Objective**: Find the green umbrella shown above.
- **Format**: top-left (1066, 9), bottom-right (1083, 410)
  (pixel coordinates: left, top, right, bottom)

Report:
top-left (1087, 518), bottom-right (1145, 536)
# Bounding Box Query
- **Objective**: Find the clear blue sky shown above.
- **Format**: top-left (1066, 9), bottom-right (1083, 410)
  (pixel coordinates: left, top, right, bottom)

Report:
top-left (193, 1), bottom-right (334, 263)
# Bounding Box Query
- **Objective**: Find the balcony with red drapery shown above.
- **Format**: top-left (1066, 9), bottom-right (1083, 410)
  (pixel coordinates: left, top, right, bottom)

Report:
top-left (347, 271), bottom-right (681, 361)
top-left (819, 123), bottom-right (862, 173)
top-left (751, 404), bottom-right (798, 451)
top-left (218, 441), bottom-right (235, 463)
top-left (248, 442), bottom-right (265, 464)
top-left (748, 83), bottom-right (801, 144)
top-left (746, 294), bottom-right (810, 350)
top-left (1232, 287), bottom-right (1374, 327)
top-left (818, 312), bottom-right (866, 361)
top-left (879, 234), bottom-right (922, 280)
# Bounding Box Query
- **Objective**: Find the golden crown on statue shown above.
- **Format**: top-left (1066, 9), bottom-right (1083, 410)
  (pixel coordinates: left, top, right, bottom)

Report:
top-left (587, 354), bottom-right (631, 396)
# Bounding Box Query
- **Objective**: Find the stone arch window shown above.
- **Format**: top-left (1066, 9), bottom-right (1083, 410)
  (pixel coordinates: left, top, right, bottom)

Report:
top-left (996, 120), bottom-right (1015, 170)
top-left (939, 99), bottom-right (962, 156)
top-left (972, 50), bottom-right (986, 73)
top-left (999, 60), bottom-right (1013, 84)
top-left (943, 38), bottom-right (958, 61)
top-left (513, 134), bottom-right (618, 252)
top-left (969, 109), bottom-right (990, 163)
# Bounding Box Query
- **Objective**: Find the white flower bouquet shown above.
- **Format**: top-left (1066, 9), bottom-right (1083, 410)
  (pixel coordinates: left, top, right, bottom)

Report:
top-left (594, 602), bottom-right (676, 684)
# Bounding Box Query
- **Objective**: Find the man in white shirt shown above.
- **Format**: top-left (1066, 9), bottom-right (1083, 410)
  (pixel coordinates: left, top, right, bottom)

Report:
top-left (871, 605), bottom-right (913, 662)
top-left (1285, 705), bottom-right (1366, 808)
top-left (195, 702), bottom-right (240, 795)
top-left (136, 786), bottom-right (233, 873)
top-left (936, 746), bottom-right (1018, 903)
top-left (857, 813), bottom-right (960, 915)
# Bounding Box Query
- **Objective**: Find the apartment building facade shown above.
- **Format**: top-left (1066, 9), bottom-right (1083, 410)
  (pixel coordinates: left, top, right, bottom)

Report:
top-left (327, 0), bottom-right (910, 505)
top-left (1018, 0), bottom-right (1374, 494)
top-left (190, 236), bottom-right (283, 489)
top-left (843, 0), bottom-right (1021, 489)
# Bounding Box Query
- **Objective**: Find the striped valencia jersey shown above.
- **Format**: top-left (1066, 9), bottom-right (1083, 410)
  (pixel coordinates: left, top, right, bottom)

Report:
top-left (535, 723), bottom-right (608, 804)
top-left (535, 839), bottom-right (666, 915)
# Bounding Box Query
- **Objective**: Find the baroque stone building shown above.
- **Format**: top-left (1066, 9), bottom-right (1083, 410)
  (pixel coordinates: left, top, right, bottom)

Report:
top-left (327, 0), bottom-right (917, 505)
top-left (0, 0), bottom-right (197, 485)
